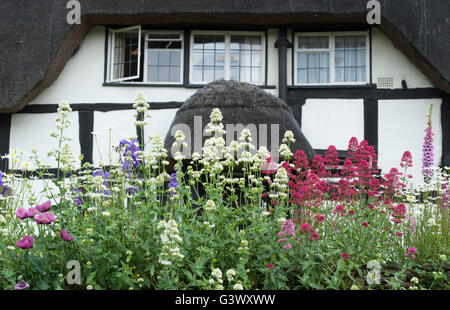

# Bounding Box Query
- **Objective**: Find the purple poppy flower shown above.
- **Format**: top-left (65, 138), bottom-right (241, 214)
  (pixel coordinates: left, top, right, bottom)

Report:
top-left (35, 212), bottom-right (57, 225)
top-left (14, 280), bottom-right (30, 290)
top-left (26, 207), bottom-right (39, 218)
top-left (36, 201), bottom-right (51, 213)
top-left (60, 229), bottom-right (73, 242)
top-left (17, 236), bottom-right (34, 249)
top-left (15, 208), bottom-right (28, 220)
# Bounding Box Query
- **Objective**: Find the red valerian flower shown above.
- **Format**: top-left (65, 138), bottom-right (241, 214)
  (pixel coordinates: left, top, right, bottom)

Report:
top-left (317, 214), bottom-right (325, 222)
top-left (400, 151), bottom-right (413, 168)
top-left (362, 222), bottom-right (369, 227)
top-left (341, 253), bottom-right (350, 259)
top-left (266, 263), bottom-right (274, 269)
top-left (396, 232), bottom-right (403, 237)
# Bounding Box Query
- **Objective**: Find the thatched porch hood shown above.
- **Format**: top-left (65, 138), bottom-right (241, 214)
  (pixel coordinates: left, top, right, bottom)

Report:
top-left (164, 80), bottom-right (316, 161)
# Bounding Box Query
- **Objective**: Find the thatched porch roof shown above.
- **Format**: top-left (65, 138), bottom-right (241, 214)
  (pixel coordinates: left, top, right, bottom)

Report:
top-left (164, 80), bottom-right (316, 161)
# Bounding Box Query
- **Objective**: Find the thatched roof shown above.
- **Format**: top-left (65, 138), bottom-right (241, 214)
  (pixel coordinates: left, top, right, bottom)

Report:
top-left (164, 80), bottom-right (316, 161)
top-left (0, 0), bottom-right (449, 113)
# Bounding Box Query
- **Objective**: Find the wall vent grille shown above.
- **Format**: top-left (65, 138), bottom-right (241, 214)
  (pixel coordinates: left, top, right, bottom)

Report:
top-left (377, 77), bottom-right (394, 88)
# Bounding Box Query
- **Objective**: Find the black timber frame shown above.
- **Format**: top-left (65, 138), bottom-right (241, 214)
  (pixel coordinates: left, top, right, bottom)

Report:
top-left (0, 113), bottom-right (12, 170)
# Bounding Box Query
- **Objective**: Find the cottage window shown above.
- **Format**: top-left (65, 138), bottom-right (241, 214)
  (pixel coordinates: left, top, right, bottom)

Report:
top-left (190, 31), bottom-right (265, 84)
top-left (109, 25), bottom-right (142, 82)
top-left (144, 32), bottom-right (183, 83)
top-left (294, 32), bottom-right (369, 85)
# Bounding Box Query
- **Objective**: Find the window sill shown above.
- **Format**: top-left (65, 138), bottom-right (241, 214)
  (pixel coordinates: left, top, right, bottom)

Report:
top-left (288, 84), bottom-right (376, 90)
top-left (103, 82), bottom-right (277, 89)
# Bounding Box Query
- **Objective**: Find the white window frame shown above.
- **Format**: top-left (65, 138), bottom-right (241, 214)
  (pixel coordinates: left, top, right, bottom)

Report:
top-left (109, 25), bottom-right (142, 83)
top-left (293, 31), bottom-right (370, 86)
top-left (143, 31), bottom-right (184, 84)
top-left (189, 30), bottom-right (266, 85)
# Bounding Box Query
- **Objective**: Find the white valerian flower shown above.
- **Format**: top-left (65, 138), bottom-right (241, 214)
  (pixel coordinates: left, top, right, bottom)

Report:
top-left (279, 143), bottom-right (292, 160)
top-left (233, 283), bottom-right (244, 290)
top-left (427, 218), bottom-right (437, 226)
top-left (158, 219), bottom-right (184, 266)
top-left (211, 268), bottom-right (223, 280)
top-left (282, 130), bottom-right (295, 144)
top-left (440, 254), bottom-right (447, 261)
top-left (226, 269), bottom-right (236, 281)
top-left (205, 200), bottom-right (216, 211)
top-left (410, 277), bottom-right (419, 285)
top-left (86, 285), bottom-right (93, 290)
top-left (0, 215), bottom-right (6, 225)
top-left (101, 211), bottom-right (111, 217)
top-left (7, 246), bottom-right (15, 251)
top-left (350, 285), bottom-right (359, 290)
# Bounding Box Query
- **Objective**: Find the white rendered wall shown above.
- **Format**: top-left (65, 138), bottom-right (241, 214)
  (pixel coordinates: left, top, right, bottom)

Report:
top-left (144, 109), bottom-right (178, 147)
top-left (92, 110), bottom-right (137, 165)
top-left (9, 112), bottom-right (80, 169)
top-left (301, 99), bottom-right (365, 150)
top-left (372, 28), bottom-right (433, 89)
top-left (267, 28), bottom-right (279, 93)
top-left (378, 99), bottom-right (442, 183)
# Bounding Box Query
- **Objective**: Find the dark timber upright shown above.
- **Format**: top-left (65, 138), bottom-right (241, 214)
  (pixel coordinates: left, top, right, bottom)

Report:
top-left (0, 113), bottom-right (11, 170)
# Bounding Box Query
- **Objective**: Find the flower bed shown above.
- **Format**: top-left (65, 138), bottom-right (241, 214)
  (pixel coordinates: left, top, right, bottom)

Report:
top-left (0, 94), bottom-right (448, 290)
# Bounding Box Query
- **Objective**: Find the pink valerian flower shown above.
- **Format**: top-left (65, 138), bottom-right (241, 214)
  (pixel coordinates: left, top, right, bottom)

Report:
top-left (60, 229), bottom-right (73, 242)
top-left (277, 219), bottom-right (295, 238)
top-left (283, 244), bottom-right (292, 250)
top-left (422, 114), bottom-right (434, 182)
top-left (261, 152), bottom-right (278, 175)
top-left (35, 212), bottom-right (57, 225)
top-left (396, 232), bottom-right (403, 237)
top-left (400, 151), bottom-right (413, 168)
top-left (17, 236), bottom-right (34, 249)
top-left (14, 281), bottom-right (30, 290)
top-left (36, 200), bottom-right (51, 213)
top-left (405, 247), bottom-right (417, 259)
top-left (341, 253), bottom-right (350, 260)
